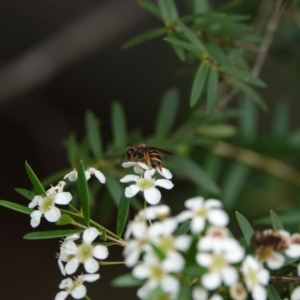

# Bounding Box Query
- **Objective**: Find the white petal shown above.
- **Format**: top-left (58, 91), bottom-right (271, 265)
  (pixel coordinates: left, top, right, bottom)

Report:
top-left (185, 197), bottom-right (204, 209)
top-left (176, 210), bottom-right (193, 223)
top-left (192, 287), bottom-right (208, 300)
top-left (80, 273), bottom-right (100, 282)
top-left (137, 162), bottom-right (150, 170)
top-left (125, 248), bottom-right (141, 267)
top-left (157, 167), bottom-right (173, 179)
top-left (93, 245), bottom-right (109, 259)
top-left (125, 185), bottom-right (140, 198)
top-left (175, 235), bottom-right (191, 251)
top-left (83, 227), bottom-right (99, 244)
top-left (120, 174), bottom-right (139, 183)
top-left (55, 291), bottom-right (69, 300)
top-left (63, 240), bottom-right (78, 255)
top-left (144, 188), bottom-right (161, 205)
top-left (28, 195), bottom-right (42, 208)
top-left (291, 287), bottom-right (300, 300)
top-left (252, 285), bottom-right (267, 300)
top-left (141, 205), bottom-right (170, 219)
top-left (196, 253), bottom-right (212, 267)
top-left (58, 259), bottom-right (66, 276)
top-left (71, 284), bottom-right (86, 299)
top-left (64, 170), bottom-right (77, 181)
top-left (59, 278), bottom-right (72, 289)
top-left (257, 268), bottom-right (270, 285)
top-left (132, 264), bottom-right (149, 279)
top-left (161, 275), bottom-right (179, 293)
top-left (54, 192), bottom-right (72, 205)
top-left (163, 252), bottom-right (184, 272)
top-left (205, 199), bottom-right (222, 208)
top-left (44, 206), bottom-right (61, 222)
top-left (155, 179), bottom-right (174, 189)
top-left (133, 164), bottom-right (145, 174)
top-left (201, 272), bottom-right (222, 290)
top-left (266, 252), bottom-right (285, 269)
top-left (222, 266), bottom-right (238, 286)
top-left (161, 218), bottom-right (178, 235)
top-left (137, 281), bottom-right (157, 299)
top-left (207, 209), bottom-right (229, 227)
top-left (84, 258), bottom-right (99, 273)
top-left (65, 257), bottom-right (80, 275)
top-left (93, 170), bottom-right (106, 184)
top-left (144, 169), bottom-right (155, 178)
top-left (122, 162), bottom-right (137, 168)
top-left (285, 244), bottom-right (300, 258)
top-left (30, 210), bottom-right (42, 227)
top-left (191, 216), bottom-right (205, 233)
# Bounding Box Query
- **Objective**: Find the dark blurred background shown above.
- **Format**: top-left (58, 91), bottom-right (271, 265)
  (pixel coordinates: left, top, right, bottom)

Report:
top-left (1, 0), bottom-right (300, 299)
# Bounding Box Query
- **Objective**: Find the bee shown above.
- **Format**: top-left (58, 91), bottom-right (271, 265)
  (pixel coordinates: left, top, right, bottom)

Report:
top-left (251, 230), bottom-right (288, 252)
top-left (123, 144), bottom-right (172, 171)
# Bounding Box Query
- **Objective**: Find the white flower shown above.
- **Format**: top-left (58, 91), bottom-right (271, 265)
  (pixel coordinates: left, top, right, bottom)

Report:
top-left (285, 233), bottom-right (300, 258)
top-left (241, 255), bottom-right (269, 300)
top-left (192, 288), bottom-right (223, 300)
top-left (55, 273), bottom-right (99, 300)
top-left (64, 167), bottom-right (105, 184)
top-left (132, 253), bottom-right (180, 299)
top-left (28, 181), bottom-right (72, 227)
top-left (176, 197), bottom-right (229, 233)
top-left (120, 169), bottom-right (174, 205)
top-left (57, 233), bottom-right (80, 275)
top-left (291, 287), bottom-right (300, 300)
top-left (122, 161), bottom-right (173, 179)
top-left (63, 227), bottom-right (109, 275)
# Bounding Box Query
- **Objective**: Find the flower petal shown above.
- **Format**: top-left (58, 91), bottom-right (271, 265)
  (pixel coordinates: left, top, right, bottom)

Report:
top-left (92, 169), bottom-right (106, 184)
top-left (125, 185), bottom-right (140, 198)
top-left (28, 195), bottom-right (42, 208)
top-left (54, 192), bottom-right (72, 205)
top-left (93, 245), bottom-right (109, 260)
top-left (84, 258), bottom-right (99, 273)
top-left (30, 210), bottom-right (42, 227)
top-left (80, 273), bottom-right (100, 282)
top-left (132, 264), bottom-right (149, 279)
top-left (122, 162), bottom-right (137, 168)
top-left (185, 197), bottom-right (204, 209)
top-left (201, 272), bottom-right (222, 290)
top-left (207, 209), bottom-right (229, 227)
top-left (71, 284), bottom-right (87, 299)
top-left (144, 188), bottom-right (161, 205)
top-left (65, 257), bottom-right (80, 275)
top-left (64, 170), bottom-right (77, 181)
top-left (120, 174), bottom-right (139, 183)
top-left (157, 167), bottom-right (173, 179)
top-left (155, 179), bottom-right (174, 189)
top-left (55, 291), bottom-right (69, 300)
top-left (191, 216), bottom-right (205, 233)
top-left (44, 206), bottom-right (61, 222)
top-left (83, 227), bottom-right (99, 244)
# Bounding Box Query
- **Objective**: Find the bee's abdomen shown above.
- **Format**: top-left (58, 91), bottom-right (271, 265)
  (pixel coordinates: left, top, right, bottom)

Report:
top-left (149, 150), bottom-right (162, 168)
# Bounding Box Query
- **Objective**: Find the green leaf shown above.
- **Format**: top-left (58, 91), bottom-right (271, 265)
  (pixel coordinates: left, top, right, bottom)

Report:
top-left (174, 221), bottom-right (190, 236)
top-left (112, 273), bottom-right (143, 287)
top-left (236, 211), bottom-right (254, 245)
top-left (196, 124), bottom-right (237, 138)
top-left (193, 0), bottom-right (209, 13)
top-left (0, 200), bottom-right (32, 214)
top-left (23, 229), bottom-right (83, 240)
top-left (25, 161), bottom-right (46, 196)
top-left (77, 161), bottom-right (90, 225)
top-left (111, 101), bottom-right (128, 149)
top-left (169, 155), bottom-right (220, 195)
top-left (122, 28), bottom-right (166, 49)
top-left (164, 37), bottom-right (200, 55)
top-left (85, 110), bottom-right (103, 159)
top-left (155, 87), bottom-right (179, 140)
top-left (222, 162), bottom-right (249, 209)
top-left (240, 98), bottom-right (258, 138)
top-left (190, 61), bottom-right (209, 107)
top-left (267, 284), bottom-right (282, 300)
top-left (116, 192), bottom-right (130, 237)
top-left (15, 188), bottom-right (35, 201)
top-left (167, 33), bottom-right (185, 61)
top-left (56, 214), bottom-right (74, 225)
top-left (270, 210), bottom-right (284, 230)
top-left (231, 80), bottom-right (268, 111)
top-left (223, 66), bottom-right (266, 88)
top-left (176, 282), bottom-right (190, 300)
top-left (138, 1), bottom-right (161, 19)
top-left (157, 0), bottom-right (178, 24)
top-left (206, 65), bottom-right (218, 111)
top-left (63, 133), bottom-right (78, 166)
top-left (176, 20), bottom-right (207, 53)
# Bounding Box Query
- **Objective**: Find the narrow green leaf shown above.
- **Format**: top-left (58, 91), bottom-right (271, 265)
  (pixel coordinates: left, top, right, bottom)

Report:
top-left (155, 88), bottom-right (179, 139)
top-left (158, 0), bottom-right (178, 24)
top-left (190, 61), bottom-right (209, 107)
top-left (176, 20), bottom-right (207, 53)
top-left (25, 161), bottom-right (46, 196)
top-left (116, 192), bottom-right (130, 237)
top-left (270, 210), bottom-right (284, 230)
top-left (167, 32), bottom-right (185, 61)
top-left (15, 188), bottom-right (35, 201)
top-left (56, 214), bottom-right (74, 225)
top-left (23, 229), bottom-right (83, 240)
top-left (206, 65), bottom-right (218, 111)
top-left (223, 66), bottom-right (266, 88)
top-left (77, 161), bottom-right (90, 225)
top-left (222, 163), bottom-right (249, 209)
top-left (111, 102), bottom-right (128, 149)
top-left (112, 273), bottom-right (143, 287)
top-left (169, 155), bottom-right (220, 195)
top-left (174, 221), bottom-right (190, 236)
top-left (164, 37), bottom-right (200, 54)
top-left (267, 284), bottom-right (282, 300)
top-left (137, 0), bottom-right (161, 19)
top-left (122, 28), bottom-right (166, 49)
top-left (193, 0), bottom-right (209, 13)
top-left (85, 110), bottom-right (102, 159)
top-left (231, 80), bottom-right (268, 111)
top-left (240, 98), bottom-right (258, 138)
top-left (236, 211), bottom-right (254, 245)
top-left (176, 282), bottom-right (190, 300)
top-left (0, 200), bottom-right (32, 214)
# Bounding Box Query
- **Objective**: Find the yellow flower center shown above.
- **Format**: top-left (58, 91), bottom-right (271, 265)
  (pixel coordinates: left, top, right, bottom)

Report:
top-left (77, 244), bottom-right (93, 262)
top-left (39, 196), bottom-right (54, 212)
top-left (137, 178), bottom-right (155, 190)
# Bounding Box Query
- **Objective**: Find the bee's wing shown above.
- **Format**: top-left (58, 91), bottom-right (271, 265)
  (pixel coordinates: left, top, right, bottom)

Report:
top-left (148, 146), bottom-right (173, 155)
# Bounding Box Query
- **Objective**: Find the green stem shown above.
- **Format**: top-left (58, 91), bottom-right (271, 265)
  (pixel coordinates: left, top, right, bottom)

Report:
top-left (100, 261), bottom-right (126, 266)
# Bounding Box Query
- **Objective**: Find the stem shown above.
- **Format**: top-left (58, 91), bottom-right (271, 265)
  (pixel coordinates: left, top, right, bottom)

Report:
top-left (99, 261), bottom-right (126, 266)
top-left (214, 141), bottom-right (300, 187)
top-left (270, 275), bottom-right (300, 283)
